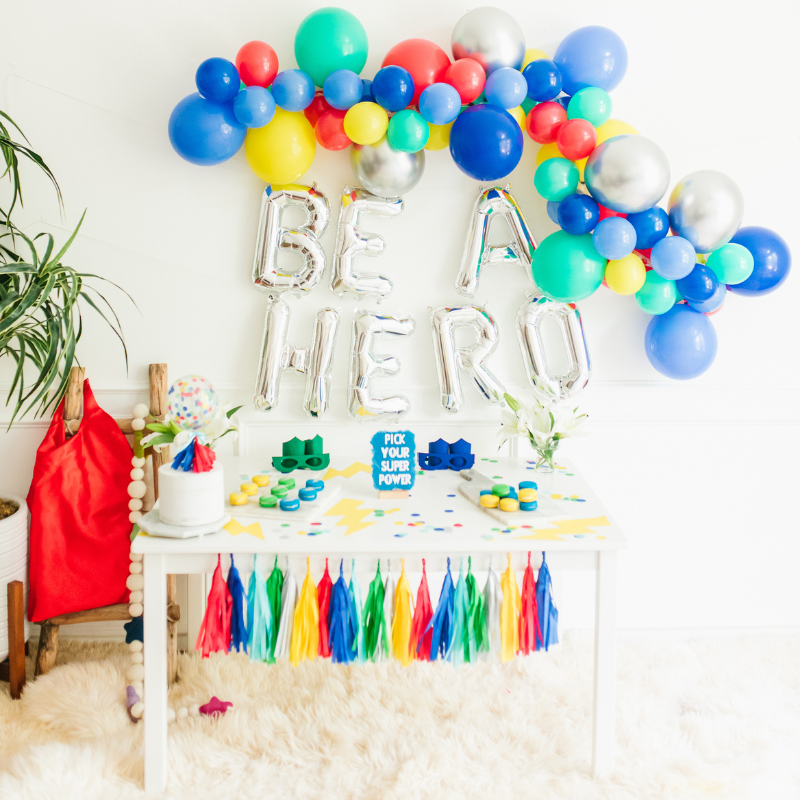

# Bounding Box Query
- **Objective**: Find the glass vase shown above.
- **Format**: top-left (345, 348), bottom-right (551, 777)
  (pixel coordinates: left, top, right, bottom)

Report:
top-left (531, 437), bottom-right (560, 474)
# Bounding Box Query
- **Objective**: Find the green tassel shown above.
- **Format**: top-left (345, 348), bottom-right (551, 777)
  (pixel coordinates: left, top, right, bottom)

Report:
top-left (265, 555), bottom-right (284, 661)
top-left (363, 560), bottom-right (386, 661)
top-left (466, 557), bottom-right (486, 654)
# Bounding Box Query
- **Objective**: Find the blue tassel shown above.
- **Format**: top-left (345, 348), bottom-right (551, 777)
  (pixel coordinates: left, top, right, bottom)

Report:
top-left (348, 559), bottom-right (365, 663)
top-left (246, 554), bottom-right (273, 662)
top-left (227, 555), bottom-right (247, 653)
top-left (328, 560), bottom-right (355, 664)
top-left (171, 438), bottom-right (196, 471)
top-left (536, 552), bottom-right (559, 651)
top-left (425, 557), bottom-right (455, 661)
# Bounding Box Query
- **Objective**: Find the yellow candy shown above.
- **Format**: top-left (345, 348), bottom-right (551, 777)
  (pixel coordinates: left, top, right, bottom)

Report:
top-left (499, 497), bottom-right (519, 512)
top-left (241, 482), bottom-right (258, 495)
top-left (518, 488), bottom-right (538, 502)
top-left (229, 492), bottom-right (248, 506)
top-left (252, 475), bottom-right (270, 487)
top-left (480, 494), bottom-right (500, 508)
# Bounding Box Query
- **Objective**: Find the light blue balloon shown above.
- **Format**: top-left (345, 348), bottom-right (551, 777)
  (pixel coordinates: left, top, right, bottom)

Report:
top-left (645, 304), bottom-right (717, 380)
top-left (651, 236), bottom-right (697, 280)
top-left (546, 200), bottom-right (561, 224)
top-left (484, 67), bottom-right (527, 109)
top-left (687, 282), bottom-right (726, 314)
top-left (271, 69), bottom-right (315, 111)
top-left (554, 26), bottom-right (628, 96)
top-left (418, 83), bottom-right (461, 125)
top-left (233, 86), bottom-right (276, 128)
top-left (323, 69), bottom-right (363, 110)
top-left (592, 217), bottom-right (636, 259)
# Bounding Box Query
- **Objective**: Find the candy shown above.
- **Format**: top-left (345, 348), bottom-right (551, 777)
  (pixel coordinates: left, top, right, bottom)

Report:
top-left (279, 477), bottom-right (296, 489)
top-left (259, 495), bottom-right (278, 508)
top-left (229, 492), bottom-right (248, 505)
top-left (480, 494), bottom-right (500, 508)
top-left (252, 474), bottom-right (270, 487)
top-left (499, 497), bottom-right (519, 512)
top-left (306, 479), bottom-right (324, 490)
top-left (492, 484), bottom-right (511, 497)
top-left (280, 498), bottom-right (300, 511)
top-left (298, 488), bottom-right (317, 501)
top-left (518, 488), bottom-right (538, 502)
top-left (519, 481), bottom-right (538, 490)
top-left (520, 501), bottom-right (538, 511)
top-left (271, 486), bottom-right (289, 498)
top-left (241, 482), bottom-right (258, 495)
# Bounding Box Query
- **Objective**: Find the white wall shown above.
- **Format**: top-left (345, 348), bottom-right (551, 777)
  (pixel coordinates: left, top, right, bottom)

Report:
top-left (2, 0), bottom-right (798, 638)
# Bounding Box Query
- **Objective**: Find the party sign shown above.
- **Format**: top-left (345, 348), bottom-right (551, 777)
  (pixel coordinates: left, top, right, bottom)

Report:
top-left (371, 431), bottom-right (416, 491)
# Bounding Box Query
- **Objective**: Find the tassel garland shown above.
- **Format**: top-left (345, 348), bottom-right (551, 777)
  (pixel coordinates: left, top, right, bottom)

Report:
top-left (519, 552), bottom-right (543, 656)
top-left (411, 559), bottom-right (433, 661)
top-left (328, 561), bottom-right (355, 664)
top-left (246, 554), bottom-right (273, 662)
top-left (391, 559), bottom-right (414, 666)
top-left (536, 552), bottom-right (559, 651)
top-left (265, 556), bottom-right (284, 660)
top-left (227, 555), bottom-right (248, 653)
top-left (466, 558), bottom-right (486, 656)
top-left (290, 558), bottom-right (319, 666)
top-left (274, 560), bottom-right (298, 660)
top-left (317, 559), bottom-right (333, 658)
top-left (427, 558), bottom-right (455, 661)
top-left (195, 555), bottom-right (232, 658)
top-left (483, 558), bottom-right (502, 659)
top-left (363, 561), bottom-right (387, 662)
top-left (451, 558), bottom-right (475, 667)
top-left (383, 561), bottom-right (396, 660)
top-left (348, 560), bottom-right (366, 663)
top-left (500, 554), bottom-right (521, 662)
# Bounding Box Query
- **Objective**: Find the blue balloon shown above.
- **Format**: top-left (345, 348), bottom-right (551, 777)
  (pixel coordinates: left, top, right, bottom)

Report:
top-left (676, 263), bottom-right (718, 303)
top-left (523, 59), bottom-right (563, 102)
top-left (449, 105), bottom-right (524, 181)
top-left (626, 206), bottom-right (669, 250)
top-left (557, 193), bottom-right (600, 236)
top-left (728, 226), bottom-right (792, 296)
top-left (323, 69), bottom-right (363, 110)
top-left (271, 69), bottom-right (315, 111)
top-left (592, 217), bottom-right (636, 260)
top-left (553, 94), bottom-right (571, 111)
top-left (650, 236), bottom-right (696, 280)
top-left (360, 79), bottom-right (375, 103)
top-left (418, 83), bottom-right (461, 125)
top-left (546, 200), bottom-right (561, 224)
top-left (645, 304), bottom-right (717, 379)
top-left (196, 58), bottom-right (240, 103)
top-left (554, 26), bottom-right (628, 96)
top-left (372, 66), bottom-right (415, 112)
top-left (687, 282), bottom-right (726, 314)
top-left (168, 93), bottom-right (245, 166)
top-left (484, 68), bottom-right (527, 109)
top-left (233, 86), bottom-right (276, 128)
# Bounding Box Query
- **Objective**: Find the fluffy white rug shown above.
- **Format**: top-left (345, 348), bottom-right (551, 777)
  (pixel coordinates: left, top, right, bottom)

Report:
top-left (0, 634), bottom-right (798, 800)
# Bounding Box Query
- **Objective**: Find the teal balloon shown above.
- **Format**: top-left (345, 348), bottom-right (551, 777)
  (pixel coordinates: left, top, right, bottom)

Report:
top-left (532, 231), bottom-right (606, 302)
top-left (706, 243), bottom-right (754, 285)
top-left (567, 87), bottom-right (612, 127)
top-left (534, 157), bottom-right (579, 201)
top-left (635, 271), bottom-right (678, 315)
top-left (388, 109), bottom-right (429, 153)
top-left (294, 8), bottom-right (368, 87)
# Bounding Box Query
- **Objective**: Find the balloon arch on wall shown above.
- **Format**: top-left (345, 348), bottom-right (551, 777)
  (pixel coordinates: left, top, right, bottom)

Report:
top-left (168, 7), bottom-right (791, 419)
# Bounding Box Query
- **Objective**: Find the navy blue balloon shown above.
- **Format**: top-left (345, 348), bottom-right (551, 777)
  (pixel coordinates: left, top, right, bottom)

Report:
top-left (271, 69), bottom-right (315, 111)
top-left (360, 79), bottom-right (375, 103)
top-left (168, 93), bottom-right (245, 166)
top-left (645, 304), bottom-right (718, 379)
top-left (557, 193), bottom-right (600, 236)
top-left (553, 94), bottom-right (571, 111)
top-left (626, 206), bottom-right (669, 250)
top-left (676, 263), bottom-right (718, 303)
top-left (449, 105), bottom-right (524, 181)
top-left (523, 59), bottom-right (562, 102)
top-left (546, 200), bottom-right (561, 224)
top-left (554, 26), bottom-right (629, 96)
top-left (372, 65), bottom-right (415, 112)
top-left (196, 58), bottom-right (240, 103)
top-left (728, 226), bottom-right (792, 296)
top-left (687, 282), bottom-right (726, 314)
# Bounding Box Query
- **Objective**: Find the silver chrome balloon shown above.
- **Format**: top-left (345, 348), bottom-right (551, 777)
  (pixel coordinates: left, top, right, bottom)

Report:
top-left (585, 135), bottom-right (670, 214)
top-left (348, 308), bottom-right (416, 421)
top-left (451, 7), bottom-right (526, 74)
top-left (668, 170), bottom-right (744, 253)
top-left (350, 137), bottom-right (425, 199)
top-left (331, 187), bottom-right (404, 300)
top-left (254, 299), bottom-right (340, 417)
top-left (456, 186), bottom-right (537, 297)
top-left (516, 295), bottom-right (591, 401)
top-left (252, 184), bottom-right (330, 296)
top-left (430, 306), bottom-right (506, 413)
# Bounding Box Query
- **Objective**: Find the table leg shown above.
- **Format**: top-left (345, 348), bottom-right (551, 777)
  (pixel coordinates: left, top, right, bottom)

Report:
top-left (143, 553), bottom-right (168, 793)
top-left (592, 550), bottom-right (617, 778)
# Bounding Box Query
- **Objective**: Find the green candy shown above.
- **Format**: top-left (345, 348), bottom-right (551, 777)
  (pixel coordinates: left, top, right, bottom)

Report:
top-left (532, 230), bottom-right (606, 302)
top-left (294, 8), bottom-right (368, 87)
top-left (271, 486), bottom-right (289, 498)
top-left (278, 477), bottom-right (296, 489)
top-left (706, 243), bottom-right (754, 285)
top-left (534, 158), bottom-right (580, 201)
top-left (567, 87), bottom-right (612, 128)
top-left (259, 495), bottom-right (278, 508)
top-left (492, 484), bottom-right (511, 497)
top-left (635, 271), bottom-right (678, 315)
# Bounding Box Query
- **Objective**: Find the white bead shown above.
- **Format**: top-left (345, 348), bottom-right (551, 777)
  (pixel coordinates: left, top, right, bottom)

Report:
top-left (129, 511), bottom-right (143, 524)
top-left (128, 481), bottom-right (146, 499)
top-left (129, 641), bottom-right (143, 653)
top-left (130, 468), bottom-right (145, 481)
top-left (131, 681), bottom-right (144, 696)
top-left (167, 708), bottom-right (176, 723)
top-left (129, 552), bottom-right (143, 562)
top-left (129, 562), bottom-right (143, 575)
top-left (131, 418), bottom-right (146, 431)
top-left (189, 704), bottom-right (200, 717)
top-left (128, 499), bottom-right (143, 511)
top-left (177, 707), bottom-right (188, 720)
top-left (130, 652), bottom-right (144, 665)
top-left (126, 574), bottom-right (144, 591)
top-left (130, 701), bottom-right (144, 719)
top-left (129, 603), bottom-right (143, 617)
top-left (132, 456), bottom-right (146, 468)
top-left (132, 403), bottom-right (149, 419)
top-left (129, 591), bottom-right (143, 603)
top-left (127, 664), bottom-right (145, 682)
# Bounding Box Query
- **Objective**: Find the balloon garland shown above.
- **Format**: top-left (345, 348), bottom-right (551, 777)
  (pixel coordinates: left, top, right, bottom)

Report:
top-left (168, 8), bottom-right (791, 381)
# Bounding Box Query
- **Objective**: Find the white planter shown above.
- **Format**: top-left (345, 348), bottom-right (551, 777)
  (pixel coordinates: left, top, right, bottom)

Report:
top-left (0, 495), bottom-right (29, 661)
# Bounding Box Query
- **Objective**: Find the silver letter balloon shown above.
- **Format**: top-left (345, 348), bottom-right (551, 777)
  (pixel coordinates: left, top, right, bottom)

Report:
top-left (254, 299), bottom-right (340, 417)
top-left (348, 309), bottom-right (416, 421)
top-left (252, 184), bottom-right (330, 297)
top-left (456, 186), bottom-right (536, 298)
top-left (350, 137), bottom-right (425, 200)
top-left (516, 295), bottom-right (591, 401)
top-left (430, 306), bottom-right (506, 413)
top-left (451, 7), bottom-right (526, 74)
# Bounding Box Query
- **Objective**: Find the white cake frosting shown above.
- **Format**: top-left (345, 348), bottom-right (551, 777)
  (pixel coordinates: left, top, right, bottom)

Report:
top-left (158, 462), bottom-right (224, 527)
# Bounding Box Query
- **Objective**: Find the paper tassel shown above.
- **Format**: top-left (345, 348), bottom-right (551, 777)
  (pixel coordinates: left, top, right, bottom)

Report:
top-left (274, 560), bottom-right (298, 661)
top-left (383, 560), bottom-right (396, 659)
top-left (317, 558), bottom-right (333, 658)
top-left (171, 438), bottom-right (196, 471)
top-left (246, 554), bottom-right (273, 662)
top-left (328, 561), bottom-right (355, 664)
top-left (483, 558), bottom-right (502, 660)
top-left (391, 559), bottom-right (414, 666)
top-left (519, 552), bottom-right (543, 656)
top-left (500, 554), bottom-right (521, 662)
top-left (195, 555), bottom-right (232, 658)
top-left (411, 559), bottom-right (433, 661)
top-left (451, 557), bottom-right (476, 667)
top-left (363, 561), bottom-right (387, 662)
top-left (427, 558), bottom-right (455, 661)
top-left (466, 557), bottom-right (485, 655)
top-left (290, 558), bottom-right (319, 666)
top-left (265, 556), bottom-right (284, 660)
top-left (193, 442), bottom-right (216, 472)
top-left (227, 555), bottom-right (248, 653)
top-left (348, 560), bottom-right (366, 663)
top-left (536, 552), bottom-right (559, 651)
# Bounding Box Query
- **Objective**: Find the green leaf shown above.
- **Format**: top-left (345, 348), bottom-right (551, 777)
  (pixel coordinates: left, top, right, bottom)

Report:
top-left (226, 405), bottom-right (243, 419)
top-left (144, 433), bottom-right (174, 448)
top-left (145, 422), bottom-right (171, 433)
top-left (503, 392), bottom-right (520, 412)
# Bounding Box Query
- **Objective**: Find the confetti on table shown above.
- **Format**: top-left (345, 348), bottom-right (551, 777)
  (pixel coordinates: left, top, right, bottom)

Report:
top-left (224, 519), bottom-right (264, 540)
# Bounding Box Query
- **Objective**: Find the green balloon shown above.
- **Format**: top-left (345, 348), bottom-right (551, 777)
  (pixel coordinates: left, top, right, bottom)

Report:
top-left (294, 7), bottom-right (368, 87)
top-left (567, 87), bottom-right (612, 128)
top-left (534, 158), bottom-right (579, 201)
top-left (387, 109), bottom-right (429, 153)
top-left (532, 231), bottom-right (606, 302)
top-left (706, 243), bottom-right (754, 285)
top-left (635, 271), bottom-right (678, 315)
top-left (521, 97), bottom-right (536, 115)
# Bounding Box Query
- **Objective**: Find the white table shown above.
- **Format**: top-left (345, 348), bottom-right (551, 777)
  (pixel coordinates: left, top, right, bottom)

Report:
top-left (132, 456), bottom-right (626, 793)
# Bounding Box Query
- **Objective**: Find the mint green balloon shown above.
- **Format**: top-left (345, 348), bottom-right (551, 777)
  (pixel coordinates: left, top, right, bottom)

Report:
top-left (534, 158), bottom-right (579, 201)
top-left (567, 87), bottom-right (612, 127)
top-left (387, 109), bottom-right (429, 153)
top-left (521, 96), bottom-right (536, 115)
top-left (295, 8), bottom-right (368, 88)
top-left (532, 231), bottom-right (606, 302)
top-left (635, 271), bottom-right (678, 314)
top-left (706, 243), bottom-right (754, 284)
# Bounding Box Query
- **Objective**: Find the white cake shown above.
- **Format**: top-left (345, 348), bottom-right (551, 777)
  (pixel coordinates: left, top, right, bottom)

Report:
top-left (157, 462), bottom-right (225, 527)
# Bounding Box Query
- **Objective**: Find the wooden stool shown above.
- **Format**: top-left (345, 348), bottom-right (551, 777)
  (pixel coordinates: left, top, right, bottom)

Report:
top-left (0, 581), bottom-right (26, 699)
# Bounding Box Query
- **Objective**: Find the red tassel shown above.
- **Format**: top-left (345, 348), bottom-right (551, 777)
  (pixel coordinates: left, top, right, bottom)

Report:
top-left (192, 442), bottom-right (217, 473)
top-left (411, 559), bottom-right (434, 661)
top-left (317, 558), bottom-right (333, 658)
top-left (195, 555), bottom-right (232, 657)
top-left (519, 552), bottom-right (542, 655)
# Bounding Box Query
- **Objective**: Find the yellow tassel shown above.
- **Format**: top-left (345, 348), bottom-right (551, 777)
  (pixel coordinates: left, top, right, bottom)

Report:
top-left (391, 558), bottom-right (414, 667)
top-left (290, 558), bottom-right (319, 666)
top-left (500, 553), bottom-right (521, 662)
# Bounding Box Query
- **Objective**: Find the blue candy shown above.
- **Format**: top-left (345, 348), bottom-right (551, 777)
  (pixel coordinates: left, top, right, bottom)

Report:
top-left (306, 479), bottom-right (324, 490)
top-left (519, 481), bottom-right (538, 490)
top-left (298, 488), bottom-right (318, 501)
top-left (520, 501), bottom-right (538, 511)
top-left (280, 498), bottom-right (300, 511)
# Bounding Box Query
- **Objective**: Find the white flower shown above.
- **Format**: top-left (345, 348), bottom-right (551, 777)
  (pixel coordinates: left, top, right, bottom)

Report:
top-left (498, 392), bottom-right (586, 452)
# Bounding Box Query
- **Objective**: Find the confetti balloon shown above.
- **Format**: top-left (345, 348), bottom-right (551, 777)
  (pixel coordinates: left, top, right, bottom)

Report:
top-left (168, 375), bottom-right (219, 430)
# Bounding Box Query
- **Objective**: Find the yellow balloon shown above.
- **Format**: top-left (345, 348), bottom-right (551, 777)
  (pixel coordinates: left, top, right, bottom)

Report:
top-left (508, 106), bottom-right (526, 129)
top-left (425, 121), bottom-right (453, 151)
top-left (245, 108), bottom-right (316, 184)
top-left (521, 48), bottom-right (549, 70)
top-left (605, 253), bottom-right (646, 295)
top-left (595, 119), bottom-right (639, 146)
top-left (536, 141), bottom-right (585, 181)
top-left (344, 102), bottom-right (388, 145)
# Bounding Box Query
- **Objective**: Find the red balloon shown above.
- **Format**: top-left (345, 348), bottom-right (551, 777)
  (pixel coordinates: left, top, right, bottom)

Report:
top-left (556, 118), bottom-right (597, 160)
top-left (315, 109), bottom-right (350, 151)
top-left (598, 204), bottom-right (626, 222)
top-left (305, 92), bottom-right (332, 128)
top-left (445, 58), bottom-right (486, 104)
top-left (526, 102), bottom-right (567, 144)
top-left (235, 41), bottom-right (279, 88)
top-left (382, 39), bottom-right (451, 105)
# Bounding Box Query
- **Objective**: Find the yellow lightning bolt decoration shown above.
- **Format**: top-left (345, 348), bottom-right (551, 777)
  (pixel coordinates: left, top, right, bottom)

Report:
top-left (224, 518), bottom-right (264, 540)
top-left (323, 462), bottom-right (372, 481)
top-left (516, 516), bottom-right (611, 541)
top-left (323, 498), bottom-right (399, 536)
